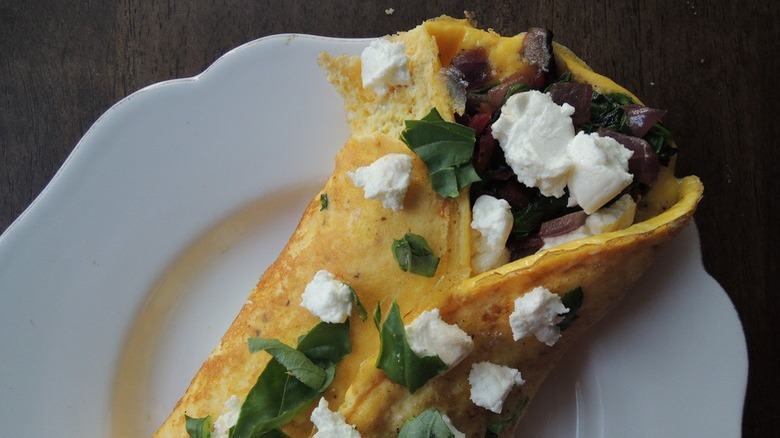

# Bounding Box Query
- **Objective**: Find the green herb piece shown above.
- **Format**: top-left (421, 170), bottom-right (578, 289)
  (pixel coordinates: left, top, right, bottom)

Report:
top-left (391, 233), bottom-right (440, 277)
top-left (347, 284), bottom-right (368, 321)
top-left (375, 301), bottom-right (449, 393)
top-left (319, 193), bottom-right (329, 210)
top-left (585, 92), bottom-right (635, 132)
top-left (582, 92), bottom-right (677, 166)
top-left (399, 407), bottom-right (455, 438)
top-left (373, 301), bottom-right (383, 331)
top-left (542, 71), bottom-right (573, 93)
top-left (556, 287), bottom-right (584, 331)
top-left (231, 321), bottom-right (351, 438)
top-left (510, 194), bottom-right (570, 238)
top-left (644, 122), bottom-right (677, 166)
top-left (185, 414), bottom-right (212, 438)
top-left (558, 71), bottom-right (574, 83)
top-left (247, 338), bottom-right (327, 390)
top-left (401, 108), bottom-right (480, 198)
top-left (485, 397), bottom-right (530, 437)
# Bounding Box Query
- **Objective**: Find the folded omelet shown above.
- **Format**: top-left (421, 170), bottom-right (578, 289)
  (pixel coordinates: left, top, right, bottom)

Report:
top-left (154, 16), bottom-right (702, 437)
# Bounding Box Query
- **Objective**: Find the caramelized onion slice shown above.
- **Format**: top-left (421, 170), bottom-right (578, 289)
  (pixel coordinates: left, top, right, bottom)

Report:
top-left (539, 211), bottom-right (588, 237)
top-left (451, 48), bottom-right (492, 90)
top-left (549, 82), bottom-right (593, 126)
top-left (621, 104), bottom-right (667, 138)
top-left (598, 129), bottom-right (661, 186)
top-left (522, 28), bottom-right (555, 74)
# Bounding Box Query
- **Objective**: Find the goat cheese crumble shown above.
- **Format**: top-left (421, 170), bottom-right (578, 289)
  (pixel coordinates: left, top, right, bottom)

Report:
top-left (492, 90), bottom-right (575, 199)
top-left (360, 38), bottom-right (411, 96)
top-left (509, 286), bottom-right (569, 346)
top-left (468, 361), bottom-right (525, 413)
top-left (300, 270), bottom-right (353, 323)
top-left (348, 153), bottom-right (413, 211)
top-left (405, 308), bottom-right (474, 367)
top-left (470, 194), bottom-right (514, 274)
top-left (492, 90), bottom-right (634, 214)
top-left (566, 132), bottom-right (634, 214)
top-left (310, 398), bottom-right (361, 438)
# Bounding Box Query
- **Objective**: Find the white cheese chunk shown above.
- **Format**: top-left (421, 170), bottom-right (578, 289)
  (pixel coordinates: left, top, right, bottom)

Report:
top-left (492, 90), bottom-right (635, 214)
top-left (566, 132), bottom-right (634, 214)
top-left (348, 153), bottom-right (413, 211)
top-left (584, 193), bottom-right (637, 234)
top-left (310, 398), bottom-right (361, 438)
top-left (470, 195), bottom-right (513, 274)
top-left (541, 194), bottom-right (637, 249)
top-left (539, 228), bottom-right (590, 250)
top-left (300, 270), bottom-right (353, 323)
top-left (492, 90), bottom-right (575, 198)
top-left (360, 38), bottom-right (411, 96)
top-left (405, 308), bottom-right (474, 367)
top-left (509, 286), bottom-right (568, 346)
top-left (468, 361), bottom-right (525, 413)
top-left (213, 395), bottom-right (242, 438)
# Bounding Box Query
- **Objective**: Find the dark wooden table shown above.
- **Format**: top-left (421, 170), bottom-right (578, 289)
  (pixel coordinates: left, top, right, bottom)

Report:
top-left (2, 1), bottom-right (777, 435)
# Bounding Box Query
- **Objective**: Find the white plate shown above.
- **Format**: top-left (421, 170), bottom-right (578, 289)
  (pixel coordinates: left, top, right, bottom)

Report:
top-left (0, 35), bottom-right (747, 437)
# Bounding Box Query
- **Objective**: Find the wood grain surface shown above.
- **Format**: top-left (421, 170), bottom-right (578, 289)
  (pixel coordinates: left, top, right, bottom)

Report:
top-left (2, 1), bottom-right (777, 436)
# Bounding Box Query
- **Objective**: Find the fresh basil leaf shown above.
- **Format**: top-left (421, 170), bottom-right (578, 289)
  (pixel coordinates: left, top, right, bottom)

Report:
top-left (556, 287), bottom-right (584, 331)
top-left (413, 140), bottom-right (475, 174)
top-left (401, 108), bottom-right (480, 198)
top-left (453, 164), bottom-right (481, 191)
top-left (319, 193), bottom-right (328, 211)
top-left (247, 338), bottom-right (326, 390)
top-left (511, 193), bottom-right (569, 238)
top-left (185, 414), bottom-right (212, 438)
top-left (232, 361), bottom-right (327, 437)
top-left (295, 321), bottom-right (352, 365)
top-left (485, 396), bottom-right (529, 437)
top-left (399, 407), bottom-right (455, 438)
top-left (392, 233), bottom-right (440, 277)
top-left (375, 302), bottom-right (449, 393)
top-left (231, 321), bottom-right (350, 438)
top-left (428, 168), bottom-right (459, 198)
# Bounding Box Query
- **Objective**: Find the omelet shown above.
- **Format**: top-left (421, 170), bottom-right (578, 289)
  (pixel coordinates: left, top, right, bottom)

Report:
top-left (153, 16), bottom-right (702, 437)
